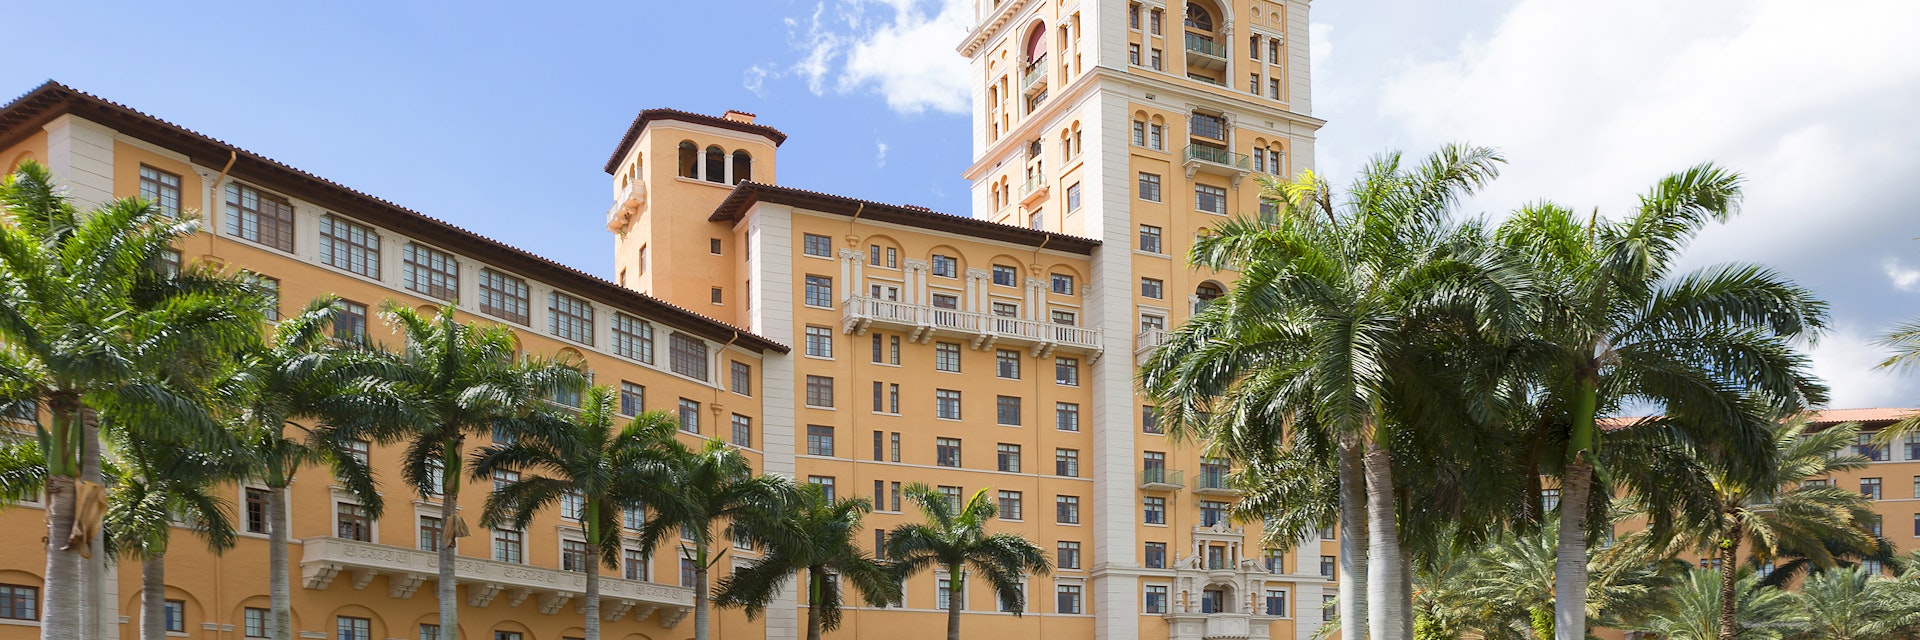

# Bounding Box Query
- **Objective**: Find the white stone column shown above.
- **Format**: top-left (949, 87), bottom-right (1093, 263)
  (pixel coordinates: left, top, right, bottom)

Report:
top-left (745, 203), bottom-right (800, 640)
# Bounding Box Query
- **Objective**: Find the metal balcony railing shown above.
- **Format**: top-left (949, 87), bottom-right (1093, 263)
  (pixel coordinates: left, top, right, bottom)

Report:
top-left (1139, 467), bottom-right (1185, 489)
top-left (1022, 56), bottom-right (1050, 94)
top-left (1184, 33), bottom-right (1226, 60)
top-left (842, 295), bottom-right (1102, 351)
top-left (1185, 144), bottom-right (1251, 170)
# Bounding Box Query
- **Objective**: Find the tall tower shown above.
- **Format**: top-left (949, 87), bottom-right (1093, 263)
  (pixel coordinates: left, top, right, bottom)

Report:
top-left (957, 3), bottom-right (1325, 640)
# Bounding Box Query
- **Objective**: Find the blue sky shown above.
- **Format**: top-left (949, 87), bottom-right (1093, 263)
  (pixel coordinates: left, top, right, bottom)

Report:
top-left (7, 0), bottom-right (1919, 407)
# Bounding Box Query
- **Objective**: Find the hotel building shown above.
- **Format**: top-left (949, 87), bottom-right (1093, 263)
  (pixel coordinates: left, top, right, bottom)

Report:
top-left (2, 2), bottom-right (1910, 640)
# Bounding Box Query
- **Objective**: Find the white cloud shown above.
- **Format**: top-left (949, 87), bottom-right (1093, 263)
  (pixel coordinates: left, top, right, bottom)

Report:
top-left (781, 0), bottom-right (974, 115)
top-left (742, 64), bottom-right (771, 97)
top-left (875, 139), bottom-right (890, 168)
top-left (1807, 326), bottom-right (1914, 409)
top-left (1886, 258), bottom-right (1920, 292)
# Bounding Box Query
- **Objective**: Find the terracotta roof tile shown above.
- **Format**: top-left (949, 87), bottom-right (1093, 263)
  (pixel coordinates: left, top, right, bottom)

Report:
top-left (602, 108), bottom-right (788, 174)
top-left (710, 181), bottom-right (1101, 255)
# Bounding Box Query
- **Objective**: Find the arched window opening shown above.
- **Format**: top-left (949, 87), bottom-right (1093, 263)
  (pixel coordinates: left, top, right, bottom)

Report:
top-left (1025, 23), bottom-right (1048, 68)
top-left (1195, 282), bottom-right (1224, 312)
top-left (677, 142), bottom-right (698, 179)
top-left (704, 146), bottom-right (725, 184)
top-left (731, 150), bottom-right (753, 184)
top-left (1184, 4), bottom-right (1214, 31)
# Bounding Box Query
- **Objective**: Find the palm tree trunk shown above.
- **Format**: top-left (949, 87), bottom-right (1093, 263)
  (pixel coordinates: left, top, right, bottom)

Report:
top-left (269, 485), bottom-right (292, 640)
top-left (141, 553), bottom-right (167, 640)
top-left (1338, 433), bottom-right (1370, 640)
top-left (584, 542), bottom-right (601, 640)
top-left (693, 543), bottom-right (712, 640)
top-left (1557, 375), bottom-right (1598, 640)
top-left (80, 412), bottom-right (104, 640)
top-left (946, 563), bottom-right (963, 640)
top-left (1716, 525), bottom-right (1743, 640)
top-left (438, 448), bottom-right (461, 640)
top-left (1363, 440), bottom-right (1406, 640)
top-left (41, 473), bottom-right (80, 640)
top-left (1399, 549), bottom-right (1413, 640)
top-left (1555, 461), bottom-right (1593, 640)
top-left (805, 566), bottom-right (824, 640)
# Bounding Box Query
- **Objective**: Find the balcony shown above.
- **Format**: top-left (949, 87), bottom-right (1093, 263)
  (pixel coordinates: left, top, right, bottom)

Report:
top-left (1193, 471), bottom-right (1242, 496)
top-left (1020, 171), bottom-right (1050, 205)
top-left (300, 537), bottom-right (692, 627)
top-left (1135, 329), bottom-right (1169, 365)
top-left (1022, 57), bottom-right (1050, 95)
top-left (1184, 144), bottom-right (1253, 186)
top-left (1204, 613), bottom-right (1252, 639)
top-left (603, 179), bottom-right (646, 232)
top-left (1140, 467), bottom-right (1185, 491)
top-left (1184, 33), bottom-right (1227, 71)
top-left (841, 295), bottom-right (1102, 356)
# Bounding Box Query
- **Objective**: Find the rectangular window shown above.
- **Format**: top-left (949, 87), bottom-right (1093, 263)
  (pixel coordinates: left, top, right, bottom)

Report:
top-left (931, 255), bottom-right (958, 278)
top-left (1129, 44), bottom-right (1141, 65)
top-left (335, 616), bottom-right (368, 640)
top-left (873, 432), bottom-right (885, 461)
top-left (1143, 405), bottom-right (1162, 434)
top-left (0, 584), bottom-right (37, 621)
top-left (938, 485), bottom-right (962, 510)
top-left (1862, 477), bottom-right (1883, 500)
top-left (1055, 357), bottom-right (1080, 386)
top-left (937, 437), bottom-right (962, 467)
top-left (611, 314), bottom-right (654, 363)
top-left (1150, 48), bottom-right (1163, 70)
top-left (318, 214), bottom-right (381, 279)
top-left (998, 490), bottom-right (1023, 520)
top-left (935, 342), bottom-right (961, 372)
top-left (729, 361), bottom-right (752, 396)
top-left (992, 264), bottom-right (1019, 286)
top-left (1056, 585), bottom-right (1081, 614)
top-left (996, 349), bottom-right (1021, 379)
top-left (935, 390), bottom-right (962, 420)
top-left (1269, 39), bottom-right (1281, 62)
top-left (1145, 542), bottom-right (1167, 568)
top-left (139, 165), bottom-right (182, 217)
top-left (624, 549), bottom-right (647, 581)
top-left (1321, 556), bottom-right (1337, 578)
top-left (493, 528), bottom-right (524, 563)
top-left (1058, 541), bottom-right (1080, 569)
top-left (1858, 432), bottom-right (1889, 461)
top-left (1144, 585), bottom-right (1168, 614)
top-left (478, 268), bottom-right (531, 324)
top-left (1050, 310), bottom-right (1077, 326)
top-left (678, 398), bottom-right (700, 433)
top-left (225, 183), bottom-right (295, 252)
top-left (1056, 495), bottom-right (1079, 524)
top-left (492, 468), bottom-right (519, 492)
top-left (1056, 403), bottom-right (1080, 432)
top-left (561, 539), bottom-right (589, 572)
top-left (419, 516), bottom-right (443, 551)
top-left (1138, 172), bottom-right (1162, 202)
top-left (1129, 3), bottom-right (1141, 28)
top-left (803, 233), bottom-right (833, 257)
top-left (1199, 500), bottom-right (1229, 526)
top-left (244, 607), bottom-right (269, 638)
top-left (1270, 78), bottom-right (1282, 99)
top-left (245, 487), bottom-right (270, 534)
top-left (805, 325), bottom-right (834, 358)
top-left (731, 414), bottom-right (752, 447)
top-left (1141, 278), bottom-right (1164, 299)
top-left (1066, 183), bottom-right (1081, 211)
top-left (804, 275), bottom-right (834, 307)
top-left (1051, 274), bottom-right (1075, 294)
top-left (996, 396), bottom-right (1023, 426)
top-left (668, 333), bottom-right (709, 381)
top-left (807, 425), bottom-right (836, 456)
top-left (334, 300), bottom-right (368, 341)
top-left (808, 476), bottom-right (836, 502)
top-left (336, 502), bottom-right (371, 541)
top-left (548, 292), bottom-right (595, 345)
top-left (997, 443), bottom-right (1021, 472)
top-left (1266, 590), bottom-right (1288, 617)
top-left (1144, 497), bottom-right (1166, 524)
top-left (937, 578), bottom-right (955, 611)
top-left (1132, 121), bottom-right (1146, 146)
top-left (1196, 183), bottom-right (1228, 214)
top-left (892, 433), bottom-right (902, 462)
top-left (1139, 225), bottom-right (1163, 253)
top-left (1056, 449), bottom-right (1079, 477)
top-left (617, 382), bottom-right (644, 416)
top-left (805, 375), bottom-right (835, 407)
top-left (402, 243), bottom-right (459, 300)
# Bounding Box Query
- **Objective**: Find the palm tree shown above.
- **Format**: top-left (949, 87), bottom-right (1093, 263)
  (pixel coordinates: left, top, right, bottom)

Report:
top-left (1791, 566), bottom-right (1920, 640)
top-left (886, 484), bottom-right (1052, 640)
top-left (631, 437), bottom-right (793, 640)
top-left (223, 296), bottom-right (385, 640)
top-left (0, 161), bottom-right (268, 640)
top-left (1409, 520), bottom-right (1678, 640)
top-left (1491, 165), bottom-right (1829, 640)
top-left (1142, 146), bottom-right (1524, 640)
top-left (472, 388), bottom-right (661, 640)
top-left (102, 419), bottom-right (246, 640)
top-left (714, 484), bottom-right (902, 640)
top-left (340, 304), bottom-right (583, 640)
top-left (1627, 568), bottom-right (1804, 640)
